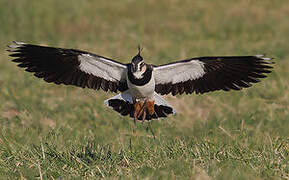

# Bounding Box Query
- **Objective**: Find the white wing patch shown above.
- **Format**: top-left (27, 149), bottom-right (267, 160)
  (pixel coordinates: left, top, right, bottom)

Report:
top-left (154, 92), bottom-right (176, 114)
top-left (104, 90), bottom-right (134, 106)
top-left (153, 60), bottom-right (205, 84)
top-left (78, 54), bottom-right (126, 82)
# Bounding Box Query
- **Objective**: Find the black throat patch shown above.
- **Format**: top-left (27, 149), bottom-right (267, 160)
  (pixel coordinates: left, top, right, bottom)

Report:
top-left (127, 65), bottom-right (152, 86)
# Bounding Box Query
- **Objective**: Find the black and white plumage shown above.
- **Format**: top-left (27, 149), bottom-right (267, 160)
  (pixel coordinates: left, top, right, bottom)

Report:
top-left (154, 55), bottom-right (273, 95)
top-left (8, 41), bottom-right (128, 92)
top-left (7, 41), bottom-right (274, 121)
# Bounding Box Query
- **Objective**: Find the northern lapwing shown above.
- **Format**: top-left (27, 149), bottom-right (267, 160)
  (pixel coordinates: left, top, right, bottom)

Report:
top-left (7, 41), bottom-right (274, 122)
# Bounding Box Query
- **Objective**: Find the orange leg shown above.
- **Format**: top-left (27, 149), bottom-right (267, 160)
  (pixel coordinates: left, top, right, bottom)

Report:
top-left (141, 100), bottom-right (155, 122)
top-left (142, 109), bottom-right (146, 122)
top-left (133, 102), bottom-right (139, 124)
top-left (134, 100), bottom-right (155, 122)
top-left (133, 101), bottom-right (145, 123)
top-left (146, 100), bottom-right (155, 116)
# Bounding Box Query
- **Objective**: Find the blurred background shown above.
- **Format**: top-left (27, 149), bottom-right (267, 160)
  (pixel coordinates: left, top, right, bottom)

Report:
top-left (0, 0), bottom-right (288, 179)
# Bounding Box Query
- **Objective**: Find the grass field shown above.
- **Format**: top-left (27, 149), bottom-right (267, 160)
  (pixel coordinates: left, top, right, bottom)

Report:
top-left (0, 0), bottom-right (288, 179)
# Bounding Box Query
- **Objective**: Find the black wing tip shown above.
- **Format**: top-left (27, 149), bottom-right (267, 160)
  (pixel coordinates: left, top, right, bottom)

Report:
top-left (7, 41), bottom-right (27, 53)
top-left (254, 55), bottom-right (275, 71)
top-left (254, 54), bottom-right (275, 63)
top-left (155, 54), bottom-right (275, 96)
top-left (7, 41), bottom-right (26, 47)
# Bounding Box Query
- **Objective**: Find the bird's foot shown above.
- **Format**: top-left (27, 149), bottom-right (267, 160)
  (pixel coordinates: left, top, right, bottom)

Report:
top-left (146, 100), bottom-right (155, 115)
top-left (142, 109), bottom-right (146, 123)
top-left (133, 99), bottom-right (155, 122)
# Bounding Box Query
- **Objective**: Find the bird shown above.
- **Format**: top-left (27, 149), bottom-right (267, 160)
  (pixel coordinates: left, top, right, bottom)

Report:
top-left (7, 41), bottom-right (274, 122)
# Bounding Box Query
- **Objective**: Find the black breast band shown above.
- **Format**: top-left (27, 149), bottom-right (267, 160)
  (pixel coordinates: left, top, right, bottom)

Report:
top-left (127, 65), bottom-right (152, 86)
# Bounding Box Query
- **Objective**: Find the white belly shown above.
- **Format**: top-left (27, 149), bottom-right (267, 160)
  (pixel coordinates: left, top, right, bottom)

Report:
top-left (127, 74), bottom-right (155, 100)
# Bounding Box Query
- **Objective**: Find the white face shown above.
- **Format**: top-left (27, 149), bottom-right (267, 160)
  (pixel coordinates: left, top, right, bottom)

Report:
top-left (131, 60), bottom-right (147, 79)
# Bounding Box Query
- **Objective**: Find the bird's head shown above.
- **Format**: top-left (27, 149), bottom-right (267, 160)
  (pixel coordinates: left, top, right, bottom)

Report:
top-left (130, 46), bottom-right (147, 78)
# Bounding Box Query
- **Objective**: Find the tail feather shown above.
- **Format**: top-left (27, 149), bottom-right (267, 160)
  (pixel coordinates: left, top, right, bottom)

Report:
top-left (154, 92), bottom-right (176, 115)
top-left (104, 91), bottom-right (176, 121)
top-left (106, 99), bottom-right (133, 116)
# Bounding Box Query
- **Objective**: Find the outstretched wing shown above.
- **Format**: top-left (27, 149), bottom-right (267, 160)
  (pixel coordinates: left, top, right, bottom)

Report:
top-left (153, 55), bottom-right (274, 95)
top-left (7, 41), bottom-right (128, 92)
